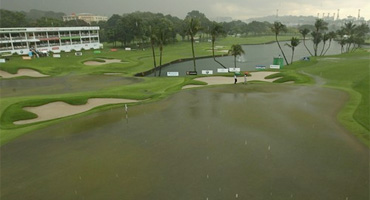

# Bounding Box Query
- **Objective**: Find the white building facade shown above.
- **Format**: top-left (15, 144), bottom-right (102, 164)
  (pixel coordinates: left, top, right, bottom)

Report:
top-left (0, 26), bottom-right (103, 55)
top-left (63, 13), bottom-right (108, 24)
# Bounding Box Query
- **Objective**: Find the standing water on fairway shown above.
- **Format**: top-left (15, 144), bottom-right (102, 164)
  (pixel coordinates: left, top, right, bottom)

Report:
top-left (1, 84), bottom-right (368, 200)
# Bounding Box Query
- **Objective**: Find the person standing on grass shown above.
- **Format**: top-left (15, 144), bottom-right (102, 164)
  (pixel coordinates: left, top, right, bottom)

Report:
top-left (234, 74), bottom-right (237, 84)
top-left (244, 74), bottom-right (247, 84)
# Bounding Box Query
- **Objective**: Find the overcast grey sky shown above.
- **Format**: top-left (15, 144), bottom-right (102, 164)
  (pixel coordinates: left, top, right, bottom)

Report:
top-left (1, 0), bottom-right (369, 20)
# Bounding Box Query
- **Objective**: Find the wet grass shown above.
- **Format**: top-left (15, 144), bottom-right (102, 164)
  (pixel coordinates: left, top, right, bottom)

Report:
top-left (283, 49), bottom-right (370, 145)
top-left (0, 35), bottom-right (368, 146)
top-left (0, 77), bottom-right (185, 144)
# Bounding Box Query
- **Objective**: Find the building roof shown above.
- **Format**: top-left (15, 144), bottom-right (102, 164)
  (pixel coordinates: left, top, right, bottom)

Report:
top-left (0, 27), bottom-right (100, 33)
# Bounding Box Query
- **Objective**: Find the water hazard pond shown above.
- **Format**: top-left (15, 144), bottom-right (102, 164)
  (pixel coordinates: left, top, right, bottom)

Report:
top-left (148, 40), bottom-right (342, 77)
top-left (1, 84), bottom-right (368, 199)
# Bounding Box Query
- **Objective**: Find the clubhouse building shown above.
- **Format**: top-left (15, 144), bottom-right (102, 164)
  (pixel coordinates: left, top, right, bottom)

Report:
top-left (0, 27), bottom-right (102, 55)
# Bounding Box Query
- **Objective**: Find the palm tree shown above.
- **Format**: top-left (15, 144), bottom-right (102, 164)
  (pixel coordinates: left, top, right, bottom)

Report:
top-left (311, 31), bottom-right (322, 56)
top-left (285, 37), bottom-right (300, 64)
top-left (336, 29), bottom-right (346, 53)
top-left (299, 28), bottom-right (313, 56)
top-left (342, 22), bottom-right (356, 52)
top-left (229, 44), bottom-right (245, 68)
top-left (156, 19), bottom-right (173, 76)
top-left (312, 19), bottom-right (328, 56)
top-left (149, 25), bottom-right (158, 76)
top-left (186, 17), bottom-right (201, 72)
top-left (271, 22), bottom-right (289, 65)
top-left (210, 22), bottom-right (226, 68)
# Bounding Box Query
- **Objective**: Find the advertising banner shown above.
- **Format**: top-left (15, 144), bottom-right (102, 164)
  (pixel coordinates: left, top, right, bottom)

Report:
top-left (202, 70), bottom-right (213, 75)
top-left (217, 68), bottom-right (228, 73)
top-left (269, 65), bottom-right (280, 69)
top-left (167, 72), bottom-right (179, 77)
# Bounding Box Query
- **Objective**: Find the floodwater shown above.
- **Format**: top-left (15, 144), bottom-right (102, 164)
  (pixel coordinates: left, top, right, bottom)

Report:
top-left (150, 40), bottom-right (342, 76)
top-left (0, 75), bottom-right (141, 97)
top-left (1, 84), bottom-right (369, 200)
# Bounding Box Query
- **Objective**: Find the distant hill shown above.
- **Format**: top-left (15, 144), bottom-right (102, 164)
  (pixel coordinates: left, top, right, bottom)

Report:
top-left (246, 15), bottom-right (318, 26)
top-left (21, 9), bottom-right (65, 20)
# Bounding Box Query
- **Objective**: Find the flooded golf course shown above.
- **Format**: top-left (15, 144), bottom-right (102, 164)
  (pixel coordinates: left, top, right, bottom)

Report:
top-left (1, 84), bottom-right (368, 199)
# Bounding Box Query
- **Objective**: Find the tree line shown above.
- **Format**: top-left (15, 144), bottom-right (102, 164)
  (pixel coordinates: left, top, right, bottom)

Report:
top-left (1, 9), bottom-right (368, 72)
top-left (272, 19), bottom-right (369, 65)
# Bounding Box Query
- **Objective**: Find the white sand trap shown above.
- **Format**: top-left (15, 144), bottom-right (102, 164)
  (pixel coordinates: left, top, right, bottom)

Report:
top-left (0, 69), bottom-right (49, 78)
top-left (182, 71), bottom-right (280, 89)
top-left (84, 59), bottom-right (125, 66)
top-left (14, 98), bottom-right (139, 125)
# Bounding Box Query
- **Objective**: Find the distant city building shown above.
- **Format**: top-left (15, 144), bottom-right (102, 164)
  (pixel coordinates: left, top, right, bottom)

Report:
top-left (0, 26), bottom-right (102, 55)
top-left (63, 13), bottom-right (108, 24)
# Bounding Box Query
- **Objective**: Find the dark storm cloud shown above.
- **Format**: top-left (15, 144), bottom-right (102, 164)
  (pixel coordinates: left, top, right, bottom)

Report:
top-left (2, 0), bottom-right (369, 20)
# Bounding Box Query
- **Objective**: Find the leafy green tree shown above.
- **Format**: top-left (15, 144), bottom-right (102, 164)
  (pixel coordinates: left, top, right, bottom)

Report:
top-left (271, 22), bottom-right (289, 65)
top-left (117, 16), bottom-right (134, 46)
top-left (30, 17), bottom-right (64, 27)
top-left (352, 23), bottom-right (370, 51)
top-left (186, 10), bottom-right (211, 42)
top-left (185, 17), bottom-right (201, 72)
top-left (285, 37), bottom-right (300, 64)
top-left (105, 14), bottom-right (122, 47)
top-left (229, 44), bottom-right (245, 68)
top-left (0, 9), bottom-right (28, 27)
top-left (247, 21), bottom-right (270, 35)
top-left (210, 22), bottom-right (227, 68)
top-left (339, 22), bottom-right (369, 52)
top-left (64, 19), bottom-right (89, 26)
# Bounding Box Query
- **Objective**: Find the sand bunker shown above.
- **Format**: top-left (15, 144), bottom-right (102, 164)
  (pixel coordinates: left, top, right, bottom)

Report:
top-left (14, 98), bottom-right (139, 125)
top-left (84, 59), bottom-right (125, 66)
top-left (182, 71), bottom-right (280, 89)
top-left (0, 69), bottom-right (49, 78)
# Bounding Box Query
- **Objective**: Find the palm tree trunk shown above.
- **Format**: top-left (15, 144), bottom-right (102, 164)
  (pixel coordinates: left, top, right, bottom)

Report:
top-left (313, 42), bottom-right (318, 56)
top-left (212, 39), bottom-right (227, 69)
top-left (276, 34), bottom-right (289, 65)
top-left (323, 40), bottom-right (332, 56)
top-left (347, 43), bottom-right (351, 53)
top-left (191, 36), bottom-right (197, 72)
top-left (320, 41), bottom-right (326, 56)
top-left (234, 55), bottom-right (237, 68)
top-left (151, 40), bottom-right (157, 77)
top-left (291, 48), bottom-right (294, 64)
top-left (303, 38), bottom-right (313, 56)
top-left (212, 40), bottom-right (215, 58)
top-left (158, 44), bottom-right (163, 77)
